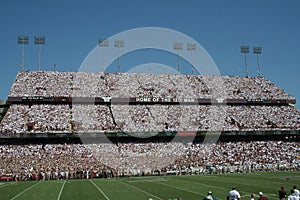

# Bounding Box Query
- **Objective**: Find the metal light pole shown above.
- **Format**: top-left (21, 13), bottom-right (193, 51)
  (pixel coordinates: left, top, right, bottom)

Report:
top-left (34, 36), bottom-right (45, 71)
top-left (241, 46), bottom-right (250, 77)
top-left (253, 47), bottom-right (262, 77)
top-left (173, 42), bottom-right (183, 73)
top-left (187, 43), bottom-right (196, 75)
top-left (114, 39), bottom-right (124, 72)
top-left (99, 38), bottom-right (109, 71)
top-left (17, 36), bottom-right (29, 71)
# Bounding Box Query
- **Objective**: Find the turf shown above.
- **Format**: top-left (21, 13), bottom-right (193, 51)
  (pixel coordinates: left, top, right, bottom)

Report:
top-left (0, 171), bottom-right (299, 200)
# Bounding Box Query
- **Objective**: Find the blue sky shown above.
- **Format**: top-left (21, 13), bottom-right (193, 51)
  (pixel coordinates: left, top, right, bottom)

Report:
top-left (0, 0), bottom-right (299, 109)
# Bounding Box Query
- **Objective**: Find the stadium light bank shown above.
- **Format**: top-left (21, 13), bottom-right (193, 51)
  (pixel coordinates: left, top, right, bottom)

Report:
top-left (17, 36), bottom-right (29, 71)
top-left (34, 36), bottom-right (46, 71)
top-left (173, 42), bottom-right (183, 73)
top-left (114, 39), bottom-right (124, 72)
top-left (98, 38), bottom-right (109, 71)
top-left (253, 46), bottom-right (262, 77)
top-left (241, 45), bottom-right (250, 77)
top-left (187, 43), bottom-right (196, 75)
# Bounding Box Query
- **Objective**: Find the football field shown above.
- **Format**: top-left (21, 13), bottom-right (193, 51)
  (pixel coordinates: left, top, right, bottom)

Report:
top-left (0, 171), bottom-right (299, 200)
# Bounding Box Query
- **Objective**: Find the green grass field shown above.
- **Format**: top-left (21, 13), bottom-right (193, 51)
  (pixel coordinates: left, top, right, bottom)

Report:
top-left (0, 171), bottom-right (299, 200)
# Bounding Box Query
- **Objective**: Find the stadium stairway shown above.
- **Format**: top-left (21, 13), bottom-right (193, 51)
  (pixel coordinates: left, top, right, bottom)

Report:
top-left (0, 100), bottom-right (10, 124)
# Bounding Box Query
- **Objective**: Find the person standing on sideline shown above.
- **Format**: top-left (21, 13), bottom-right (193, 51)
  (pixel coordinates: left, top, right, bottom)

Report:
top-left (258, 192), bottom-right (268, 200)
top-left (279, 187), bottom-right (287, 200)
top-left (204, 191), bottom-right (217, 200)
top-left (288, 190), bottom-right (298, 200)
top-left (227, 186), bottom-right (241, 200)
top-left (250, 194), bottom-right (256, 200)
top-left (293, 185), bottom-right (300, 198)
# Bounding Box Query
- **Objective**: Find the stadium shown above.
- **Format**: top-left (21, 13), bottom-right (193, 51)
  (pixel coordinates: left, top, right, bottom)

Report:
top-left (0, 69), bottom-right (299, 200)
top-left (1, 0), bottom-right (300, 199)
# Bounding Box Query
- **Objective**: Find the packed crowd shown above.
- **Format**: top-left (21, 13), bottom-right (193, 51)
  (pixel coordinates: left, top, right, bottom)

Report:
top-left (109, 105), bottom-right (300, 132)
top-left (0, 141), bottom-right (299, 180)
top-left (9, 71), bottom-right (73, 97)
top-left (0, 104), bottom-right (71, 133)
top-left (3, 71), bottom-right (299, 134)
top-left (172, 140), bottom-right (299, 174)
top-left (0, 144), bottom-right (111, 181)
top-left (0, 104), bottom-right (299, 134)
top-left (8, 71), bottom-right (295, 100)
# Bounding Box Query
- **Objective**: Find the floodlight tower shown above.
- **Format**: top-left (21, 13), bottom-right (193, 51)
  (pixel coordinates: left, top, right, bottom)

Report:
top-left (98, 38), bottom-right (109, 71)
top-left (187, 43), bottom-right (196, 75)
top-left (253, 47), bottom-right (262, 77)
top-left (241, 46), bottom-right (250, 77)
top-left (34, 36), bottom-right (45, 71)
top-left (17, 36), bottom-right (29, 71)
top-left (173, 42), bottom-right (183, 73)
top-left (114, 39), bottom-right (124, 72)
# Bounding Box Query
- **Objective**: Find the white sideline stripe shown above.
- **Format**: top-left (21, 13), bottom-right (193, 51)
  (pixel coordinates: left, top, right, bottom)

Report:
top-left (241, 194), bottom-right (277, 199)
top-left (154, 181), bottom-right (204, 196)
top-left (119, 181), bottom-right (164, 200)
top-left (171, 178), bottom-right (278, 200)
top-left (128, 179), bottom-right (168, 183)
top-left (10, 181), bottom-right (41, 200)
top-left (57, 180), bottom-right (66, 200)
top-left (89, 179), bottom-right (110, 200)
top-left (206, 175), bottom-right (276, 190)
top-left (172, 179), bottom-right (226, 191)
top-left (0, 182), bottom-right (15, 188)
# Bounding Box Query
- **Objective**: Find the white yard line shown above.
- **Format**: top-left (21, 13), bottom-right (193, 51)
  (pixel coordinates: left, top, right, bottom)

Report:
top-left (154, 181), bottom-right (205, 196)
top-left (10, 181), bottom-right (41, 200)
top-left (0, 182), bottom-right (15, 188)
top-left (241, 194), bottom-right (277, 199)
top-left (119, 181), bottom-right (164, 200)
top-left (89, 179), bottom-right (110, 200)
top-left (57, 180), bottom-right (66, 200)
top-left (206, 175), bottom-right (276, 190)
top-left (128, 179), bottom-right (168, 183)
top-left (172, 178), bottom-right (227, 191)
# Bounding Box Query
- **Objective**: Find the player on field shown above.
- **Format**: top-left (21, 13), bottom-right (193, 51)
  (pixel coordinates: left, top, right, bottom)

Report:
top-left (227, 186), bottom-right (241, 200)
top-left (292, 185), bottom-right (300, 198)
top-left (279, 186), bottom-right (287, 200)
top-left (258, 192), bottom-right (268, 200)
top-left (250, 194), bottom-right (256, 200)
top-left (288, 190), bottom-right (299, 200)
top-left (203, 191), bottom-right (217, 200)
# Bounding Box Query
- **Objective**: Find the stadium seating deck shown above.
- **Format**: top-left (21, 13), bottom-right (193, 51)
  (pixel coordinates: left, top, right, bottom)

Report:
top-left (0, 104), bottom-right (299, 134)
top-left (0, 71), bottom-right (299, 182)
top-left (0, 71), bottom-right (299, 134)
top-left (8, 71), bottom-right (296, 100)
top-left (0, 141), bottom-right (298, 180)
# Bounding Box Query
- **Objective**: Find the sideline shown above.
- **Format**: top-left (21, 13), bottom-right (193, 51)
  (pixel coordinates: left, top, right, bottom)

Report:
top-left (10, 181), bottom-right (41, 200)
top-left (153, 180), bottom-right (204, 196)
top-left (89, 179), bottom-right (110, 200)
top-left (169, 178), bottom-right (278, 200)
top-left (119, 181), bottom-right (164, 200)
top-left (0, 182), bottom-right (15, 188)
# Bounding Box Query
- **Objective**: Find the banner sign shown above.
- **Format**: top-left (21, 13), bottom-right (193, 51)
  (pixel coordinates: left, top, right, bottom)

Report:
top-left (7, 96), bottom-right (296, 105)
